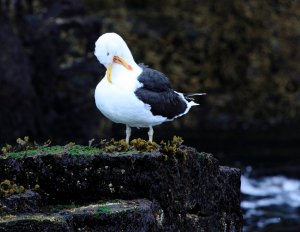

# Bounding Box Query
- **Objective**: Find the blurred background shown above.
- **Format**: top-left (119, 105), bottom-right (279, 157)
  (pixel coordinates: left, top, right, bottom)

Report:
top-left (0, 0), bottom-right (299, 231)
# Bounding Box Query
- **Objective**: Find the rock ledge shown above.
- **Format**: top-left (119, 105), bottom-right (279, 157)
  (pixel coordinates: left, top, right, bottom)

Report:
top-left (0, 145), bottom-right (242, 231)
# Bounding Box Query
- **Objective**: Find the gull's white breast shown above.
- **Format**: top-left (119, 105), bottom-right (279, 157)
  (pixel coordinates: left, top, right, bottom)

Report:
top-left (95, 66), bottom-right (167, 128)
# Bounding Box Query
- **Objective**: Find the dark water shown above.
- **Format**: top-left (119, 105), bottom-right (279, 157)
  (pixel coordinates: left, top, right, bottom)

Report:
top-left (187, 136), bottom-right (300, 232)
top-left (241, 167), bottom-right (300, 232)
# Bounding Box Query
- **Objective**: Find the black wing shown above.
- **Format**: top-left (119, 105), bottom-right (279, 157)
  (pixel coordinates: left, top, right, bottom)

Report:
top-left (135, 66), bottom-right (187, 119)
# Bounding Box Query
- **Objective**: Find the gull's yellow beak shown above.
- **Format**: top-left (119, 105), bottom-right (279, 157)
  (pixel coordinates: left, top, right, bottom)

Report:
top-left (106, 56), bottom-right (133, 84)
top-left (113, 56), bottom-right (133, 70)
top-left (106, 63), bottom-right (113, 83)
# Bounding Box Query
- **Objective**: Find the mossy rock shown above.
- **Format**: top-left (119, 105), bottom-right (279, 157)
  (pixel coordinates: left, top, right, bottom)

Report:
top-left (1, 136), bottom-right (188, 161)
top-left (0, 199), bottom-right (161, 232)
top-left (2, 145), bottom-right (102, 158)
top-left (0, 139), bottom-right (242, 231)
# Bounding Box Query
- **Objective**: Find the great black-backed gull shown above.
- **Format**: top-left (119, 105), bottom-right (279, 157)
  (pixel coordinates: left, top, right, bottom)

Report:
top-left (94, 32), bottom-right (205, 143)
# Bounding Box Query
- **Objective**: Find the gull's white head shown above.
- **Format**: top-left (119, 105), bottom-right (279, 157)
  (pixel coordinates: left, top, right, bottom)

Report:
top-left (94, 32), bottom-right (135, 83)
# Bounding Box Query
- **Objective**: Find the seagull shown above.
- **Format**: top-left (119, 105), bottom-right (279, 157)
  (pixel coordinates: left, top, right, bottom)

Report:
top-left (94, 32), bottom-right (205, 143)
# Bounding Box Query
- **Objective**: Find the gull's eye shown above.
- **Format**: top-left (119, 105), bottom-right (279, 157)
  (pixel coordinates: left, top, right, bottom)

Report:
top-left (106, 52), bottom-right (109, 56)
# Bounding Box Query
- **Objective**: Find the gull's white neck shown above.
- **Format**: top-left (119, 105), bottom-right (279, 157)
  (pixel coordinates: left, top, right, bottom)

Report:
top-left (109, 62), bottom-right (142, 89)
top-left (106, 50), bottom-right (142, 89)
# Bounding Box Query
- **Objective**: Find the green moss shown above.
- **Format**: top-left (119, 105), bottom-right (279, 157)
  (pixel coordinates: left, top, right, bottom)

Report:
top-left (2, 136), bottom-right (188, 161)
top-left (4, 149), bottom-right (37, 158)
top-left (96, 205), bottom-right (112, 214)
top-left (68, 145), bottom-right (102, 156)
top-left (3, 146), bottom-right (55, 158)
top-left (3, 144), bottom-right (102, 158)
top-left (95, 202), bottom-right (135, 216)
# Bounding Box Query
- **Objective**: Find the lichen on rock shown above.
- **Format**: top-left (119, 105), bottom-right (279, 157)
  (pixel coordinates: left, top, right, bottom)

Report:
top-left (0, 137), bottom-right (242, 231)
top-left (0, 179), bottom-right (25, 197)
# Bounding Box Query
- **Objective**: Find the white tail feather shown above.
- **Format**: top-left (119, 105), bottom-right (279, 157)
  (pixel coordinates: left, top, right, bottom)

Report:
top-left (186, 93), bottom-right (206, 96)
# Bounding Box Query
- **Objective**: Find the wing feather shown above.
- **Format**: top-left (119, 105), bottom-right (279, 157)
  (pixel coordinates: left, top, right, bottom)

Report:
top-left (135, 67), bottom-right (187, 119)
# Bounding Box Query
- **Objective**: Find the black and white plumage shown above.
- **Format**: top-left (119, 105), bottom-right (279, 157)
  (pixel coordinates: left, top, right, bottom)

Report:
top-left (135, 65), bottom-right (189, 119)
top-left (94, 33), bottom-right (205, 143)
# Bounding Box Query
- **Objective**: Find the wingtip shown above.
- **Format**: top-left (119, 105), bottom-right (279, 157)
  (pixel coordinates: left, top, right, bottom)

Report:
top-left (186, 93), bottom-right (207, 96)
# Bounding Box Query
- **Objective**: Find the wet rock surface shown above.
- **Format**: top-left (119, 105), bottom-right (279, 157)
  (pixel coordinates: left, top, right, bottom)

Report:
top-left (0, 190), bottom-right (42, 216)
top-left (0, 145), bottom-right (242, 231)
top-left (0, 199), bottom-right (160, 232)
